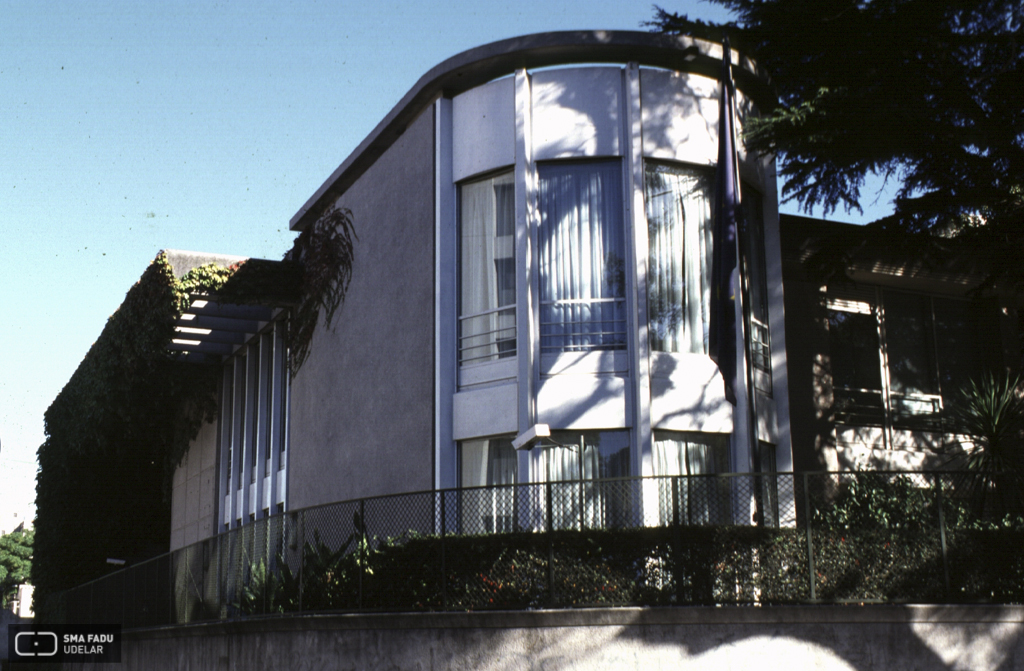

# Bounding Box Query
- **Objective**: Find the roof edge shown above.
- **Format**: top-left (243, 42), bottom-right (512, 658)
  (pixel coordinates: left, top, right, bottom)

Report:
top-left (163, 250), bottom-right (252, 279)
top-left (290, 30), bottom-right (772, 231)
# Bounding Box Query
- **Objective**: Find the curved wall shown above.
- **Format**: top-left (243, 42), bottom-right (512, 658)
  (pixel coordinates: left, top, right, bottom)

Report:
top-left (437, 57), bottom-right (788, 489)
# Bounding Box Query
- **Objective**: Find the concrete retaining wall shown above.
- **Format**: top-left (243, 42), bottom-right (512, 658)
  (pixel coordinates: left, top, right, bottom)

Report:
top-left (0, 609), bottom-right (27, 664)
top-left (66, 605), bottom-right (1024, 671)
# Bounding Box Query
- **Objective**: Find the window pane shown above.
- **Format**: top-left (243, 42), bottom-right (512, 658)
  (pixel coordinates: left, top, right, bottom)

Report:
top-left (933, 298), bottom-right (990, 398)
top-left (459, 171), bottom-right (516, 365)
top-left (828, 309), bottom-right (886, 426)
top-left (756, 441), bottom-right (779, 527)
top-left (545, 430), bottom-right (631, 529)
top-left (884, 292), bottom-right (939, 396)
top-left (652, 431), bottom-right (730, 526)
top-left (652, 431), bottom-right (729, 476)
top-left (742, 187), bottom-right (772, 394)
top-left (459, 436), bottom-right (517, 533)
top-left (828, 310), bottom-right (882, 392)
top-left (460, 436), bottom-right (517, 487)
top-left (643, 163), bottom-right (712, 354)
top-left (742, 190), bottom-right (768, 326)
top-left (545, 430), bottom-right (631, 481)
top-left (538, 161), bottom-right (626, 352)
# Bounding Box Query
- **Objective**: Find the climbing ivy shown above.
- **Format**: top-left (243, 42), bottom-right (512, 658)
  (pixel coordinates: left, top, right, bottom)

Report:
top-left (34, 208), bottom-right (355, 618)
top-left (288, 205), bottom-right (356, 372)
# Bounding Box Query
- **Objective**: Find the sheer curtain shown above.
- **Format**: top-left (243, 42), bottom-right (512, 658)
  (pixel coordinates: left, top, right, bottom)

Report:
top-left (459, 172), bottom-right (516, 365)
top-left (460, 437), bottom-right (517, 532)
top-left (537, 162), bottom-right (626, 352)
top-left (544, 430), bottom-right (631, 529)
top-left (652, 431), bottom-right (729, 525)
top-left (643, 163), bottom-right (713, 354)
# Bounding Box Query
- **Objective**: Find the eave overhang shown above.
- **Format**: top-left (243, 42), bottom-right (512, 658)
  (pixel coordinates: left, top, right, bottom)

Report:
top-left (164, 249), bottom-right (298, 363)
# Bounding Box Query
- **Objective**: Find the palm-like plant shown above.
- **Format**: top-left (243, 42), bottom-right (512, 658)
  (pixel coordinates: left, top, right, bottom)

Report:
top-left (945, 374), bottom-right (1024, 518)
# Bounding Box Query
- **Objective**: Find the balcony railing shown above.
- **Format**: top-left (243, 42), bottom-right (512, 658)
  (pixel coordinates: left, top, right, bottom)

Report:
top-left (47, 471), bottom-right (1024, 628)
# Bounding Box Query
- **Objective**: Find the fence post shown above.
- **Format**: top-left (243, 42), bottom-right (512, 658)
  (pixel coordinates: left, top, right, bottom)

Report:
top-left (934, 475), bottom-right (951, 598)
top-left (359, 498), bottom-right (366, 611)
top-left (547, 480), bottom-right (555, 606)
top-left (672, 476), bottom-right (683, 604)
top-left (579, 476), bottom-right (585, 530)
top-left (440, 490), bottom-right (448, 611)
top-left (297, 510), bottom-right (304, 614)
top-left (803, 472), bottom-right (817, 602)
top-left (219, 531), bottom-right (226, 620)
top-left (168, 552), bottom-right (173, 625)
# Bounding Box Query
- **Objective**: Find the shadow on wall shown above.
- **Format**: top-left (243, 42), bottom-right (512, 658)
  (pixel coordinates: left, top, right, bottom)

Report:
top-left (639, 71), bottom-right (717, 164)
top-left (607, 611), bottom-right (1024, 671)
top-left (417, 609), bottom-right (1022, 671)
top-left (653, 354), bottom-right (731, 431)
top-left (530, 70), bottom-right (622, 160)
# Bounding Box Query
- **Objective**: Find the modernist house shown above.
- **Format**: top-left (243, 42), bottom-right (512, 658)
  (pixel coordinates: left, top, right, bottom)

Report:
top-left (35, 32), bottom-right (1024, 669)
top-left (48, 31), bottom-right (1015, 556)
top-left (165, 31), bottom-right (792, 550)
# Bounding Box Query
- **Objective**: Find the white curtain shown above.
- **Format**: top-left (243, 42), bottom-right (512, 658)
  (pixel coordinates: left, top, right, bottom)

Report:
top-left (652, 431), bottom-right (729, 525)
top-left (460, 437), bottom-right (517, 533)
top-left (643, 163), bottom-right (713, 354)
top-left (537, 162), bottom-right (626, 352)
top-left (460, 437), bottom-right (517, 487)
top-left (459, 172), bottom-right (516, 365)
top-left (544, 430), bottom-right (631, 529)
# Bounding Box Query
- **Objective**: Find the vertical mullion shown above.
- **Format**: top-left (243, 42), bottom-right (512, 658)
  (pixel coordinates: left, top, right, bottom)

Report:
top-left (253, 331), bottom-right (271, 519)
top-left (241, 343), bottom-right (258, 522)
top-left (218, 365), bottom-right (233, 531)
top-left (434, 96), bottom-right (457, 491)
top-left (280, 323), bottom-right (291, 508)
top-left (515, 67), bottom-right (537, 487)
top-left (230, 355), bottom-right (246, 528)
top-left (875, 288), bottom-right (893, 450)
top-left (928, 297), bottom-right (945, 413)
top-left (625, 62), bottom-right (652, 485)
top-left (268, 320), bottom-right (285, 511)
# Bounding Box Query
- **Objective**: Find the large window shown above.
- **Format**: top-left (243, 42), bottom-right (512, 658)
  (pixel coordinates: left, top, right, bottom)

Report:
top-left (542, 429), bottom-right (631, 482)
top-left (828, 287), bottom-right (996, 438)
top-left (459, 171), bottom-right (516, 366)
top-left (543, 430), bottom-right (631, 528)
top-left (643, 163), bottom-right (772, 393)
top-left (643, 163), bottom-right (713, 354)
top-left (652, 431), bottom-right (730, 525)
top-left (459, 436), bottom-right (517, 533)
top-left (460, 436), bottom-right (517, 488)
top-left (537, 161), bottom-right (626, 353)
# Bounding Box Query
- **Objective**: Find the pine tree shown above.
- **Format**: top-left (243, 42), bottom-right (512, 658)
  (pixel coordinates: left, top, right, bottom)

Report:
top-left (652, 1), bottom-right (1024, 280)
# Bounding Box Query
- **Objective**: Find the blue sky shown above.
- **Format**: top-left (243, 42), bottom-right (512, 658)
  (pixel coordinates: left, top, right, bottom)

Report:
top-left (0, 1), bottom-right (895, 521)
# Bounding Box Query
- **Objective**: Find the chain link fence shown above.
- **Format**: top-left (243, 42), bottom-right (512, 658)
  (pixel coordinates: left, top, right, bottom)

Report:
top-left (47, 471), bottom-right (1024, 627)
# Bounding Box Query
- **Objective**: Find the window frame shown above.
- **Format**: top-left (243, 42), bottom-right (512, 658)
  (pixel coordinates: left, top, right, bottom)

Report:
top-left (535, 158), bottom-right (628, 355)
top-left (826, 285), bottom-right (990, 449)
top-left (457, 169), bottom-right (518, 369)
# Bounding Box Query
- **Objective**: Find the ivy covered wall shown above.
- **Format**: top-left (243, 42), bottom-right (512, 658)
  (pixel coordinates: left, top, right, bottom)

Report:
top-left (33, 207), bottom-right (354, 617)
top-left (35, 253), bottom-right (239, 608)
